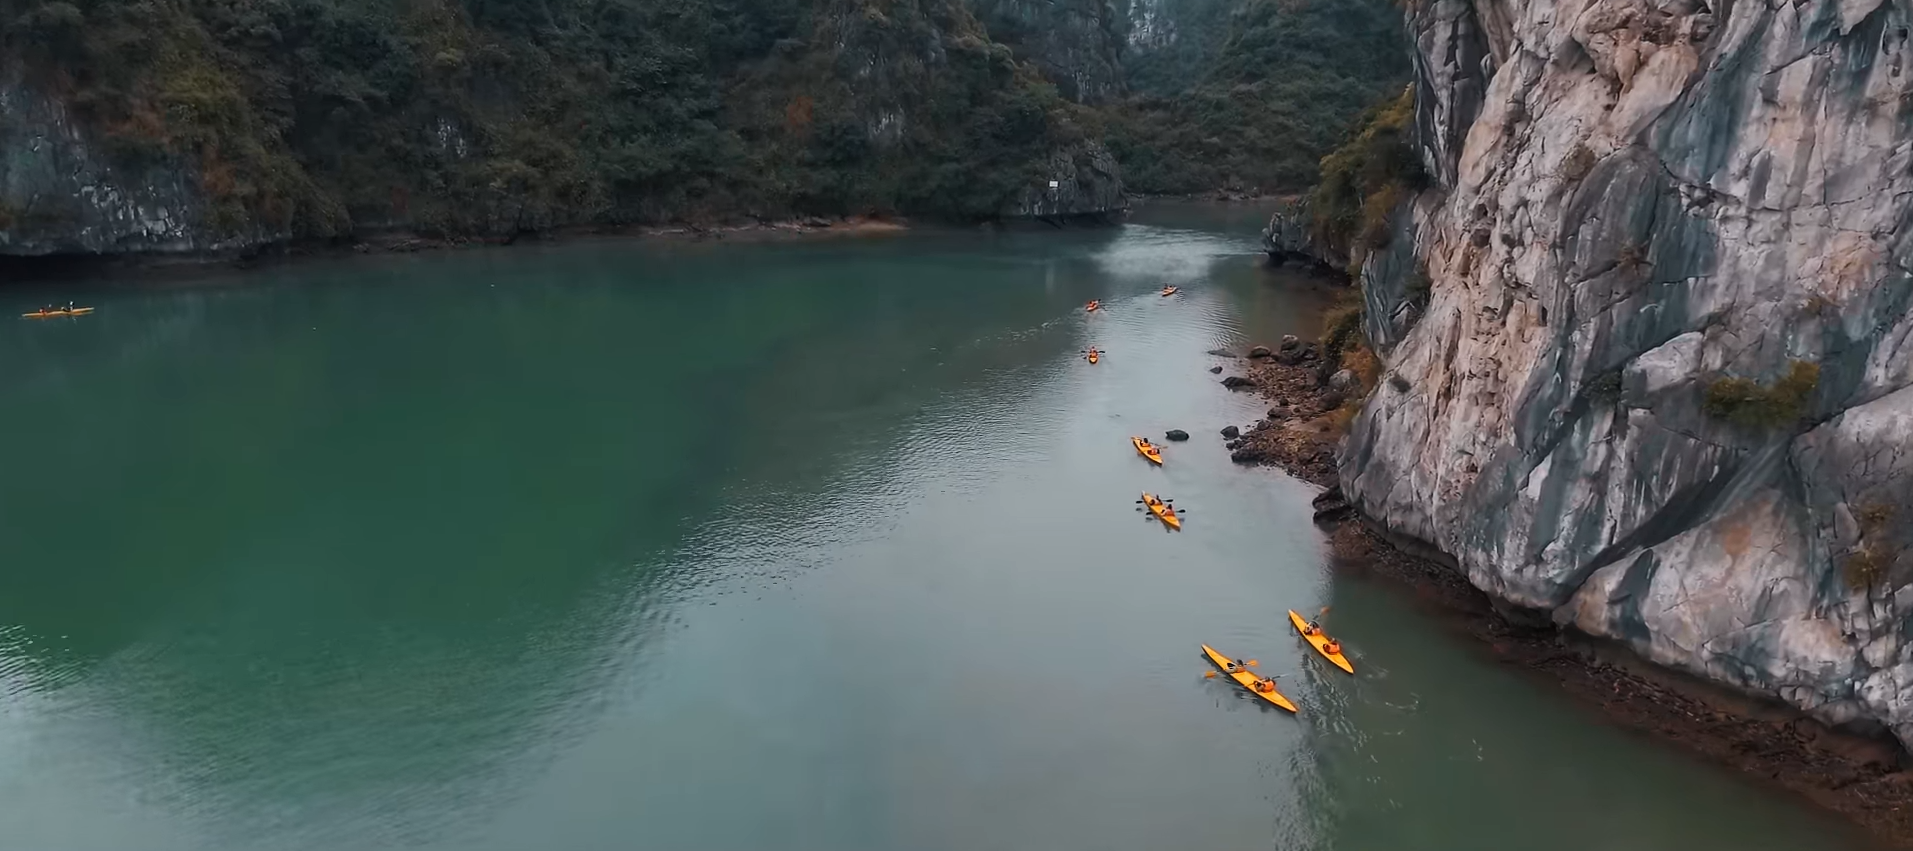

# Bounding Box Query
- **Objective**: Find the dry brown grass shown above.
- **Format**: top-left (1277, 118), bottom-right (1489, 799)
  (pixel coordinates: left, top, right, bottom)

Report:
top-left (1342, 342), bottom-right (1382, 392)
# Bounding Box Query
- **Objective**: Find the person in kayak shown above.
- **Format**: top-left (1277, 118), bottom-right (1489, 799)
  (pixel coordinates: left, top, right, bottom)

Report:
top-left (1323, 640), bottom-right (1342, 656)
top-left (1225, 659), bottom-right (1249, 674)
top-left (1255, 677), bottom-right (1279, 693)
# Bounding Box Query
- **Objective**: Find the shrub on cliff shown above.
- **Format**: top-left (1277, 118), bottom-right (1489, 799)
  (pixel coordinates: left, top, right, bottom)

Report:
top-left (1308, 86), bottom-right (1422, 270)
top-left (1702, 360), bottom-right (1821, 429)
top-left (1844, 503), bottom-right (1900, 592)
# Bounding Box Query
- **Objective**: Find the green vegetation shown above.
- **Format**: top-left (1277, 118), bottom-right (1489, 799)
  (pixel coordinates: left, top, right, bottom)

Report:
top-left (1320, 295), bottom-right (1366, 368)
top-left (1305, 86), bottom-right (1420, 268)
top-left (0, 0), bottom-right (1096, 235)
top-left (1317, 293), bottom-right (1375, 433)
top-left (1104, 0), bottom-right (1409, 195)
top-left (1701, 361), bottom-right (1821, 429)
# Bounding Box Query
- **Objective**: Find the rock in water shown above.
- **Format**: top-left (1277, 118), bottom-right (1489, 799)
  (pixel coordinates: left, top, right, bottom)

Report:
top-left (1220, 376), bottom-right (1255, 390)
top-left (1163, 429), bottom-right (1190, 442)
top-left (1279, 335), bottom-right (1300, 351)
top-left (1220, 425), bottom-right (1241, 439)
top-left (1208, 365), bottom-right (1223, 374)
top-left (1248, 345), bottom-right (1272, 359)
top-left (1333, 0), bottom-right (1913, 750)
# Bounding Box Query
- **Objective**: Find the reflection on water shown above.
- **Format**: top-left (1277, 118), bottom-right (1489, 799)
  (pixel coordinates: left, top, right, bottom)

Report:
top-left (0, 207), bottom-right (1871, 850)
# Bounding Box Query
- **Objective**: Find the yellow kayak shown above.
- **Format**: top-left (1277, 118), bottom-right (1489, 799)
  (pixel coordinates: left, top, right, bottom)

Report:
top-left (1086, 348), bottom-right (1100, 364)
top-left (1201, 644), bottom-right (1297, 712)
top-left (1289, 610), bottom-right (1354, 674)
top-left (21, 308), bottom-right (93, 319)
top-left (1141, 491), bottom-right (1180, 529)
top-left (1161, 286), bottom-right (1179, 297)
top-left (1131, 436), bottom-right (1162, 466)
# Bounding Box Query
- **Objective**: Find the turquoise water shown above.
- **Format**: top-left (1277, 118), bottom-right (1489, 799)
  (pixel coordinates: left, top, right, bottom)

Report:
top-left (0, 204), bottom-right (1870, 850)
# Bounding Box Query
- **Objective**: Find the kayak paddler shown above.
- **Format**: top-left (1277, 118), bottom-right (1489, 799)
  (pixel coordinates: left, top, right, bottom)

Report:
top-left (1255, 677), bottom-right (1278, 693)
top-left (1323, 640), bottom-right (1342, 656)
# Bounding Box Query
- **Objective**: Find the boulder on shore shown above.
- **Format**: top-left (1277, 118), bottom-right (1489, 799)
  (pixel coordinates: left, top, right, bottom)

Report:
top-left (1279, 335), bottom-right (1300, 351)
top-left (1220, 375), bottom-right (1255, 390)
top-left (1328, 368), bottom-right (1360, 393)
top-left (1220, 425), bottom-right (1241, 439)
top-left (1248, 345), bottom-right (1272, 359)
top-left (1164, 429), bottom-right (1190, 441)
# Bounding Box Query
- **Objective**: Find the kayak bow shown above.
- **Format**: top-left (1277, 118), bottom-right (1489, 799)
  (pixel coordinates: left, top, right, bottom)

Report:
top-left (1141, 491), bottom-right (1180, 529)
top-left (1289, 609), bottom-right (1354, 674)
top-left (1131, 436), bottom-right (1163, 466)
top-left (1201, 644), bottom-right (1297, 712)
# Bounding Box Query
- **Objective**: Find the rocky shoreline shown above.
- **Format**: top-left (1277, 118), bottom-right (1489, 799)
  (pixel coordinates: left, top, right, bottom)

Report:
top-left (1215, 344), bottom-right (1913, 848)
top-left (0, 215), bottom-right (912, 282)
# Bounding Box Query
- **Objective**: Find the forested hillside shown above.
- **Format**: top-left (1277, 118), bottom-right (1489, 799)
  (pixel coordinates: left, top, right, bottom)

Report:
top-left (0, 0), bottom-right (1406, 255)
top-left (1105, 0), bottom-right (1409, 194)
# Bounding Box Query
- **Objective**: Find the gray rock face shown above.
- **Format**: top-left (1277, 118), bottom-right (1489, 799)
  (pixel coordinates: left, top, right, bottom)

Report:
top-left (1002, 142), bottom-right (1128, 221)
top-left (1263, 196), bottom-right (1336, 268)
top-left (1340, 0), bottom-right (1913, 746)
top-left (0, 72), bottom-right (279, 255)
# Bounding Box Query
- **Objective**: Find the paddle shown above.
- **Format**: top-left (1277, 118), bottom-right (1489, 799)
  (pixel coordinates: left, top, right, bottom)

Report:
top-left (1201, 660), bottom-right (1259, 677)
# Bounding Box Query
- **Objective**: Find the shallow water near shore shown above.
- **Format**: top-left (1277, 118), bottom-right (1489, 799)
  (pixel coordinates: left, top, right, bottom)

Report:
top-left (0, 202), bottom-right (1874, 850)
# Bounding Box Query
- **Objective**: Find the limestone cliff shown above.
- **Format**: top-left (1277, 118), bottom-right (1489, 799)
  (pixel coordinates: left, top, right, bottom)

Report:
top-left (1336, 0), bottom-right (1913, 746)
top-left (0, 70), bottom-right (277, 255)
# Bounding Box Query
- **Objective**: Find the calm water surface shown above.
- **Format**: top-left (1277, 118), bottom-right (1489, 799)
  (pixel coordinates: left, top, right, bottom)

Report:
top-left (0, 204), bottom-right (1871, 850)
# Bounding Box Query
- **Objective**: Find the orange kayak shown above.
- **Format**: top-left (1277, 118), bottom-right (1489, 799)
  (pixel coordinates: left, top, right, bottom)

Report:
top-left (1131, 436), bottom-right (1162, 466)
top-left (1086, 349), bottom-right (1100, 364)
top-left (1289, 610), bottom-right (1354, 674)
top-left (1140, 491), bottom-right (1180, 530)
top-left (22, 308), bottom-right (92, 319)
top-left (1085, 300), bottom-right (1100, 312)
top-left (1201, 644), bottom-right (1296, 712)
top-left (1161, 286), bottom-right (1178, 297)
